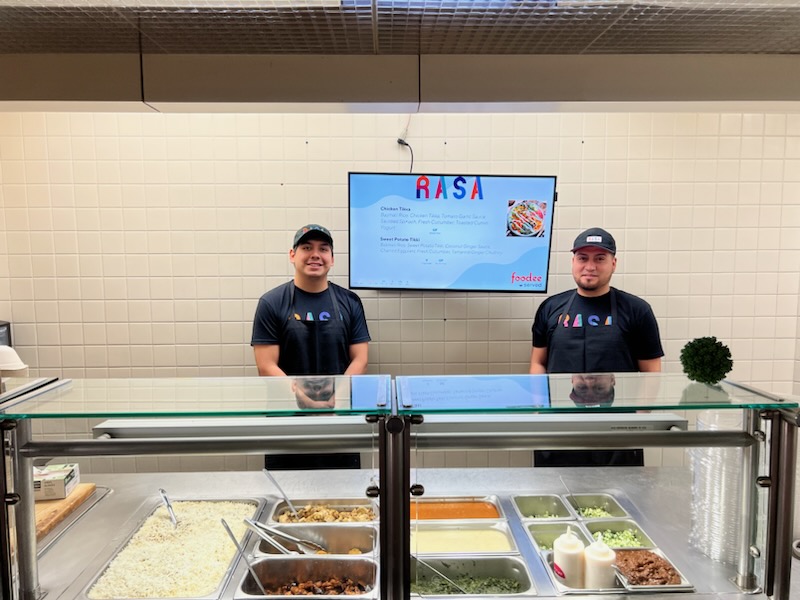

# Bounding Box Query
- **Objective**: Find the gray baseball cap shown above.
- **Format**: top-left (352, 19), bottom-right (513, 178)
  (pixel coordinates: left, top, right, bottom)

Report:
top-left (293, 224), bottom-right (333, 248)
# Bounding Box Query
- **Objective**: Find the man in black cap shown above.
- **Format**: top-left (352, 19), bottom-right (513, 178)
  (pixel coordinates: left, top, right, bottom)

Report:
top-left (530, 227), bottom-right (662, 375)
top-left (251, 224), bottom-right (370, 469)
top-left (252, 224), bottom-right (370, 378)
top-left (529, 227), bottom-right (663, 466)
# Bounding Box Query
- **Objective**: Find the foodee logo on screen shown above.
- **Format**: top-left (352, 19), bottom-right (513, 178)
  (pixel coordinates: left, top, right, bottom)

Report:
top-left (511, 272), bottom-right (542, 288)
top-left (416, 175), bottom-right (484, 200)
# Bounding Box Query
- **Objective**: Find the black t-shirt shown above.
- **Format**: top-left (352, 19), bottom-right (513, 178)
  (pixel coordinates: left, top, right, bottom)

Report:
top-left (251, 281), bottom-right (370, 375)
top-left (532, 287), bottom-right (663, 373)
top-left (251, 282), bottom-right (370, 347)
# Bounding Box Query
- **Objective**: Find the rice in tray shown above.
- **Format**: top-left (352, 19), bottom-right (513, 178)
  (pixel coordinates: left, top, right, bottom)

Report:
top-left (88, 500), bottom-right (255, 599)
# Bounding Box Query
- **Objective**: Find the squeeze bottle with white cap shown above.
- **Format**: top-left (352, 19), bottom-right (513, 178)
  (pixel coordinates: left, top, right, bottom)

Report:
top-left (584, 539), bottom-right (616, 589)
top-left (552, 526), bottom-right (585, 588)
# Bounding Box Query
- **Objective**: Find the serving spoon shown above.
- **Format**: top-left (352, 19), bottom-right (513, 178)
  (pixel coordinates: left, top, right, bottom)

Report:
top-left (262, 468), bottom-right (300, 520)
top-left (412, 554), bottom-right (468, 595)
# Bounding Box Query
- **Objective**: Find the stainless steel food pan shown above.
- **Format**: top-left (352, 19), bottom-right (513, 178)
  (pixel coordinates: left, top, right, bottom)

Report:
top-left (513, 495), bottom-right (573, 521)
top-left (564, 493), bottom-right (627, 519)
top-left (252, 524), bottom-right (377, 556)
top-left (410, 555), bottom-right (536, 596)
top-left (236, 556), bottom-right (377, 598)
top-left (614, 548), bottom-right (694, 592)
top-left (268, 498), bottom-right (378, 523)
top-left (85, 497), bottom-right (265, 600)
top-left (582, 519), bottom-right (654, 549)
top-left (526, 522), bottom-right (591, 553)
top-left (410, 495), bottom-right (503, 520)
top-left (410, 521), bottom-right (516, 555)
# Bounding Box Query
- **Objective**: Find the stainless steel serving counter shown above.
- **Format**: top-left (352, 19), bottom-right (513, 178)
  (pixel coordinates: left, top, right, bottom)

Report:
top-left (36, 468), bottom-right (779, 600)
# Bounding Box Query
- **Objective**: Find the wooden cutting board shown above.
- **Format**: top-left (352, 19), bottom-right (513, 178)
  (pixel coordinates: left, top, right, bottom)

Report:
top-left (35, 482), bottom-right (96, 540)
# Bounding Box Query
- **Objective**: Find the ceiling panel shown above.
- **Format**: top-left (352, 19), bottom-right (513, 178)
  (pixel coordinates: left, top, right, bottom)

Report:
top-left (1, 1), bottom-right (799, 55)
top-left (0, 6), bottom-right (140, 52)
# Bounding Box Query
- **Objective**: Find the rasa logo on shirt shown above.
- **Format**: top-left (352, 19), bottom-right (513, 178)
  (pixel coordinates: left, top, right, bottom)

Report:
top-left (293, 311), bottom-right (332, 321)
top-left (559, 313), bottom-right (613, 327)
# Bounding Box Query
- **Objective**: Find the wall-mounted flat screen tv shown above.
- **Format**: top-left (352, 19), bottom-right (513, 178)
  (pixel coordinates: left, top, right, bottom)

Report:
top-left (348, 172), bottom-right (557, 292)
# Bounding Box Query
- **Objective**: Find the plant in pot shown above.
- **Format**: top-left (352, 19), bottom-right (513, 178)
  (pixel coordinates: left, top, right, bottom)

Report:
top-left (679, 337), bottom-right (733, 404)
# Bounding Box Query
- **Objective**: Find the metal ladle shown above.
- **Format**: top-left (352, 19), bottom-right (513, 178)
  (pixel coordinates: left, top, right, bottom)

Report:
top-left (262, 469), bottom-right (300, 520)
top-left (221, 518), bottom-right (269, 597)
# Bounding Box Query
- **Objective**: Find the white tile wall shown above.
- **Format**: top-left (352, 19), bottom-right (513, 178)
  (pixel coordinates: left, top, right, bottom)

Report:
top-left (2, 110), bottom-right (799, 472)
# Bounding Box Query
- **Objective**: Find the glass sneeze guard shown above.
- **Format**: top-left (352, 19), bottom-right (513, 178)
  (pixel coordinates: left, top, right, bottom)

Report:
top-left (396, 372), bottom-right (798, 414)
top-left (0, 374), bottom-right (392, 419)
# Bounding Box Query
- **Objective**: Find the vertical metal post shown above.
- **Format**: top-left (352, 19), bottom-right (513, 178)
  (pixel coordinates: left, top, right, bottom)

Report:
top-left (771, 411), bottom-right (796, 600)
top-left (379, 415), bottom-right (410, 600)
top-left (762, 410), bottom-right (781, 597)
top-left (1, 421), bottom-right (18, 600)
top-left (11, 420), bottom-right (39, 600)
top-left (734, 409), bottom-right (758, 591)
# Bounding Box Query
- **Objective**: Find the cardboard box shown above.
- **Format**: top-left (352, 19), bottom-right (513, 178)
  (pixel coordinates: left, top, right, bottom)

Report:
top-left (33, 464), bottom-right (80, 501)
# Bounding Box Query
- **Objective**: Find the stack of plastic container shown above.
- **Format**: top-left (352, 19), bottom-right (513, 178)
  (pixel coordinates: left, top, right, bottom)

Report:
top-left (688, 410), bottom-right (743, 565)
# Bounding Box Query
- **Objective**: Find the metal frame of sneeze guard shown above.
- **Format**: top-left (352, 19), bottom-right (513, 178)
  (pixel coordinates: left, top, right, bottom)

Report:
top-left (0, 373), bottom-right (798, 600)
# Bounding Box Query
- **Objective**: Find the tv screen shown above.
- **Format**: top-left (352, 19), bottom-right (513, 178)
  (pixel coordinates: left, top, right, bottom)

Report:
top-left (348, 172), bottom-right (557, 292)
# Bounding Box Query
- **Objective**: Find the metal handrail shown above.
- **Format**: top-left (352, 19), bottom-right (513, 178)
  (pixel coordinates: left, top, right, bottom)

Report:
top-left (18, 428), bottom-right (755, 459)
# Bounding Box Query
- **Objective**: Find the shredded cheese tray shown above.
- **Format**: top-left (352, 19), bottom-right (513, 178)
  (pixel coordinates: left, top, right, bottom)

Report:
top-left (88, 500), bottom-right (256, 599)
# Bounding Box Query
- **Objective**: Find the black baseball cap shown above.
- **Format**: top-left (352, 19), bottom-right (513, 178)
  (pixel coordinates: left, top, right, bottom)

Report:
top-left (293, 224), bottom-right (333, 249)
top-left (571, 227), bottom-right (616, 255)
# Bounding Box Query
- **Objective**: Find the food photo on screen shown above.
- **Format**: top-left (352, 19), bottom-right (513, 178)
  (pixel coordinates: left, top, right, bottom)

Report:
top-left (507, 199), bottom-right (548, 237)
top-left (348, 172), bottom-right (557, 292)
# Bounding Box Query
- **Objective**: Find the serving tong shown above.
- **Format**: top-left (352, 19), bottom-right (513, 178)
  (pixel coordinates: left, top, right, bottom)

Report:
top-left (158, 488), bottom-right (178, 529)
top-left (611, 564), bottom-right (634, 591)
top-left (244, 519), bottom-right (293, 555)
top-left (221, 518), bottom-right (269, 597)
top-left (244, 518), bottom-right (326, 554)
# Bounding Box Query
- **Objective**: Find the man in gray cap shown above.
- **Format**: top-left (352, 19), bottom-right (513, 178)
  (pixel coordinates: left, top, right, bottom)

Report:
top-left (529, 227), bottom-right (663, 466)
top-left (251, 224), bottom-right (370, 469)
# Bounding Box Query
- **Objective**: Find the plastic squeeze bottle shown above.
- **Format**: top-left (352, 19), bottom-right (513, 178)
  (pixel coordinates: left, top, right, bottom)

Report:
top-left (584, 539), bottom-right (617, 589)
top-left (553, 526), bottom-right (585, 588)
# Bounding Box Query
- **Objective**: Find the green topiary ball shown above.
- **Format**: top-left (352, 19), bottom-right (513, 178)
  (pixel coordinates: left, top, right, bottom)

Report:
top-left (680, 336), bottom-right (733, 385)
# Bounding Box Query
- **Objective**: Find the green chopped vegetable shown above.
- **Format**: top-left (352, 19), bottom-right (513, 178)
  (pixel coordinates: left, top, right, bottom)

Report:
top-left (531, 510), bottom-right (556, 519)
top-left (536, 539), bottom-right (553, 550)
top-left (593, 528), bottom-right (642, 547)
top-left (411, 575), bottom-right (522, 595)
top-left (579, 506), bottom-right (613, 518)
